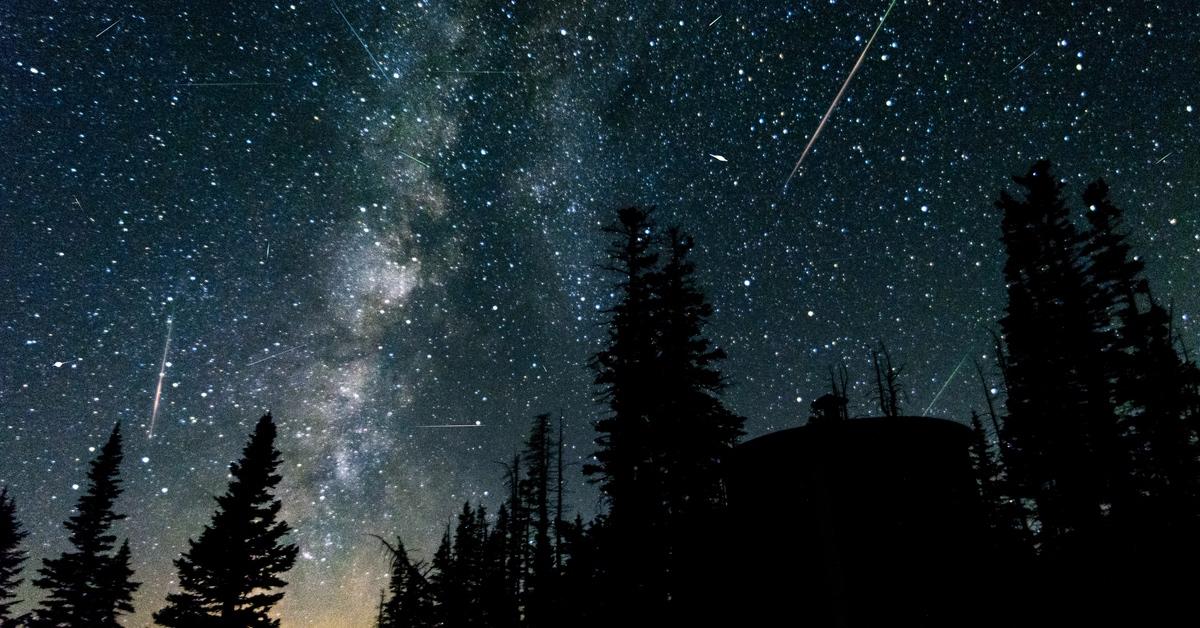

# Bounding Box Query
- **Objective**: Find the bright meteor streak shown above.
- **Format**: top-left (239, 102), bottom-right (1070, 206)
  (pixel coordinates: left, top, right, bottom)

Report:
top-left (923, 352), bottom-right (970, 416)
top-left (418, 421), bottom-right (484, 428)
top-left (147, 317), bottom-right (173, 440)
top-left (331, 0), bottom-right (389, 79)
top-left (783, 0), bottom-right (897, 191)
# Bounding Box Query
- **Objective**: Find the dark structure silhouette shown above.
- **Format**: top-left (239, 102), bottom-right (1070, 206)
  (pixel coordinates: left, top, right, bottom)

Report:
top-left (726, 416), bottom-right (985, 627)
top-left (32, 423), bottom-right (138, 628)
top-left (154, 413), bottom-right (298, 627)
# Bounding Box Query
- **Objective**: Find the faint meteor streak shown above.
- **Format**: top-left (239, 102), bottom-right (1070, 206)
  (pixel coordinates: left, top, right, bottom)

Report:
top-left (95, 18), bottom-right (123, 39)
top-left (708, 16), bottom-right (722, 27)
top-left (429, 70), bottom-right (523, 75)
top-left (783, 0), bottom-right (897, 191)
top-left (1156, 151), bottom-right (1174, 164)
top-left (147, 317), bottom-right (173, 440)
top-left (710, 154), bottom-right (728, 162)
top-left (398, 150), bottom-right (430, 168)
top-left (1008, 48), bottom-right (1039, 73)
top-left (923, 352), bottom-right (970, 416)
top-left (331, 0), bottom-right (389, 79)
top-left (247, 344), bottom-right (305, 366)
top-left (418, 421), bottom-right (484, 428)
top-left (171, 82), bottom-right (283, 87)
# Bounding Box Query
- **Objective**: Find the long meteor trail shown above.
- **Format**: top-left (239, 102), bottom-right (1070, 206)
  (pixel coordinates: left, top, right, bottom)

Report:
top-left (331, 0), bottom-right (389, 79)
top-left (783, 0), bottom-right (897, 191)
top-left (923, 352), bottom-right (970, 416)
top-left (147, 317), bottom-right (173, 440)
top-left (95, 18), bottom-right (123, 39)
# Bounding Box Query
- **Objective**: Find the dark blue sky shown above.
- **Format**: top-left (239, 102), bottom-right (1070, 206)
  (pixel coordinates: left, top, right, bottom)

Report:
top-left (1, 1), bottom-right (1197, 624)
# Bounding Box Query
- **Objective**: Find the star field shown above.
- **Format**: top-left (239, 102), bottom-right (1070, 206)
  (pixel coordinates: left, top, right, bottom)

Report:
top-left (1, 1), bottom-right (1197, 625)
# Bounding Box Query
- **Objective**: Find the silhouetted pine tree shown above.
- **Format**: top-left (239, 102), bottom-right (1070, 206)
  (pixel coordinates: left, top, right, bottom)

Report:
top-left (1082, 180), bottom-right (1200, 518)
top-left (378, 536), bottom-right (433, 628)
top-left (586, 206), bottom-right (662, 619)
top-left (433, 502), bottom-right (487, 628)
top-left (500, 454), bottom-right (526, 615)
top-left (647, 227), bottom-right (744, 619)
top-left (428, 525), bottom-right (455, 627)
top-left (994, 160), bottom-right (1124, 552)
top-left (32, 423), bottom-right (138, 628)
top-left (558, 515), bottom-right (607, 628)
top-left (587, 206), bottom-right (660, 510)
top-left (481, 505), bottom-right (517, 628)
top-left (0, 487), bottom-right (28, 626)
top-left (520, 414), bottom-right (556, 628)
top-left (651, 228), bottom-right (745, 513)
top-left (154, 413), bottom-right (298, 627)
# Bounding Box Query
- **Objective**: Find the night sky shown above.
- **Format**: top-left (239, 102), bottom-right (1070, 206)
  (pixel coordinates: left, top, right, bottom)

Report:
top-left (1, 1), bottom-right (1197, 625)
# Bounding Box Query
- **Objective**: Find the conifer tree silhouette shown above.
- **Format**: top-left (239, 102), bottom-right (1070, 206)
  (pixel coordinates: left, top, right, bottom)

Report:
top-left (428, 524), bottom-right (455, 627)
top-left (588, 209), bottom-right (743, 620)
top-left (586, 206), bottom-right (662, 619)
top-left (32, 423), bottom-right (138, 628)
top-left (378, 536), bottom-right (433, 628)
top-left (154, 413), bottom-right (297, 627)
top-left (994, 160), bottom-right (1124, 552)
top-left (0, 487), bottom-right (28, 626)
top-left (520, 414), bottom-right (556, 628)
top-left (1079, 179), bottom-right (1200, 561)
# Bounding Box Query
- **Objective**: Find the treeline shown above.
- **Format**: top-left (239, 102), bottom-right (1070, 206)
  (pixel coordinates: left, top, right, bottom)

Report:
top-left (963, 161), bottom-right (1200, 623)
top-left (2, 161), bottom-right (1199, 626)
top-left (0, 416), bottom-right (296, 627)
top-left (376, 207), bottom-right (745, 627)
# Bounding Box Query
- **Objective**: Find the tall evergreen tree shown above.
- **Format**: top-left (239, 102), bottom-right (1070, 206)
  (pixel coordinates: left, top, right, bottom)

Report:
top-left (586, 206), bottom-right (662, 618)
top-left (154, 413), bottom-right (298, 627)
top-left (520, 414), bottom-right (556, 628)
top-left (651, 227), bottom-right (745, 515)
top-left (1080, 180), bottom-right (1200, 544)
top-left (500, 455), bottom-right (526, 622)
top-left (481, 505), bottom-right (517, 628)
top-left (0, 487), bottom-right (28, 626)
top-left (587, 206), bottom-right (660, 514)
top-left (428, 525), bottom-right (455, 628)
top-left (32, 423), bottom-right (138, 628)
top-left (378, 536), bottom-right (433, 628)
top-left (994, 160), bottom-right (1124, 552)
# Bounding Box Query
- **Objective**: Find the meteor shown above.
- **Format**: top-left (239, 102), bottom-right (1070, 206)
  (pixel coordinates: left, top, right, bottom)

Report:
top-left (147, 317), bottom-right (173, 440)
top-left (398, 150), bottom-right (431, 168)
top-left (95, 17), bottom-right (123, 39)
top-left (247, 344), bottom-right (305, 367)
top-left (418, 421), bottom-right (484, 428)
top-left (922, 352), bottom-right (970, 416)
top-left (783, 0), bottom-right (897, 191)
top-left (331, 0), bottom-right (389, 79)
top-left (171, 82), bottom-right (283, 87)
top-left (1008, 48), bottom-right (1039, 74)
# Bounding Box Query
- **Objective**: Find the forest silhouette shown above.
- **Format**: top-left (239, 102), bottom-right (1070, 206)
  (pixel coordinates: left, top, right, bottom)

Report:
top-left (2, 160), bottom-right (1199, 626)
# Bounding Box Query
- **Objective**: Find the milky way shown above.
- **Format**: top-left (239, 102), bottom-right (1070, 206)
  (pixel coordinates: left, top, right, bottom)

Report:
top-left (1, 1), bottom-right (1197, 625)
